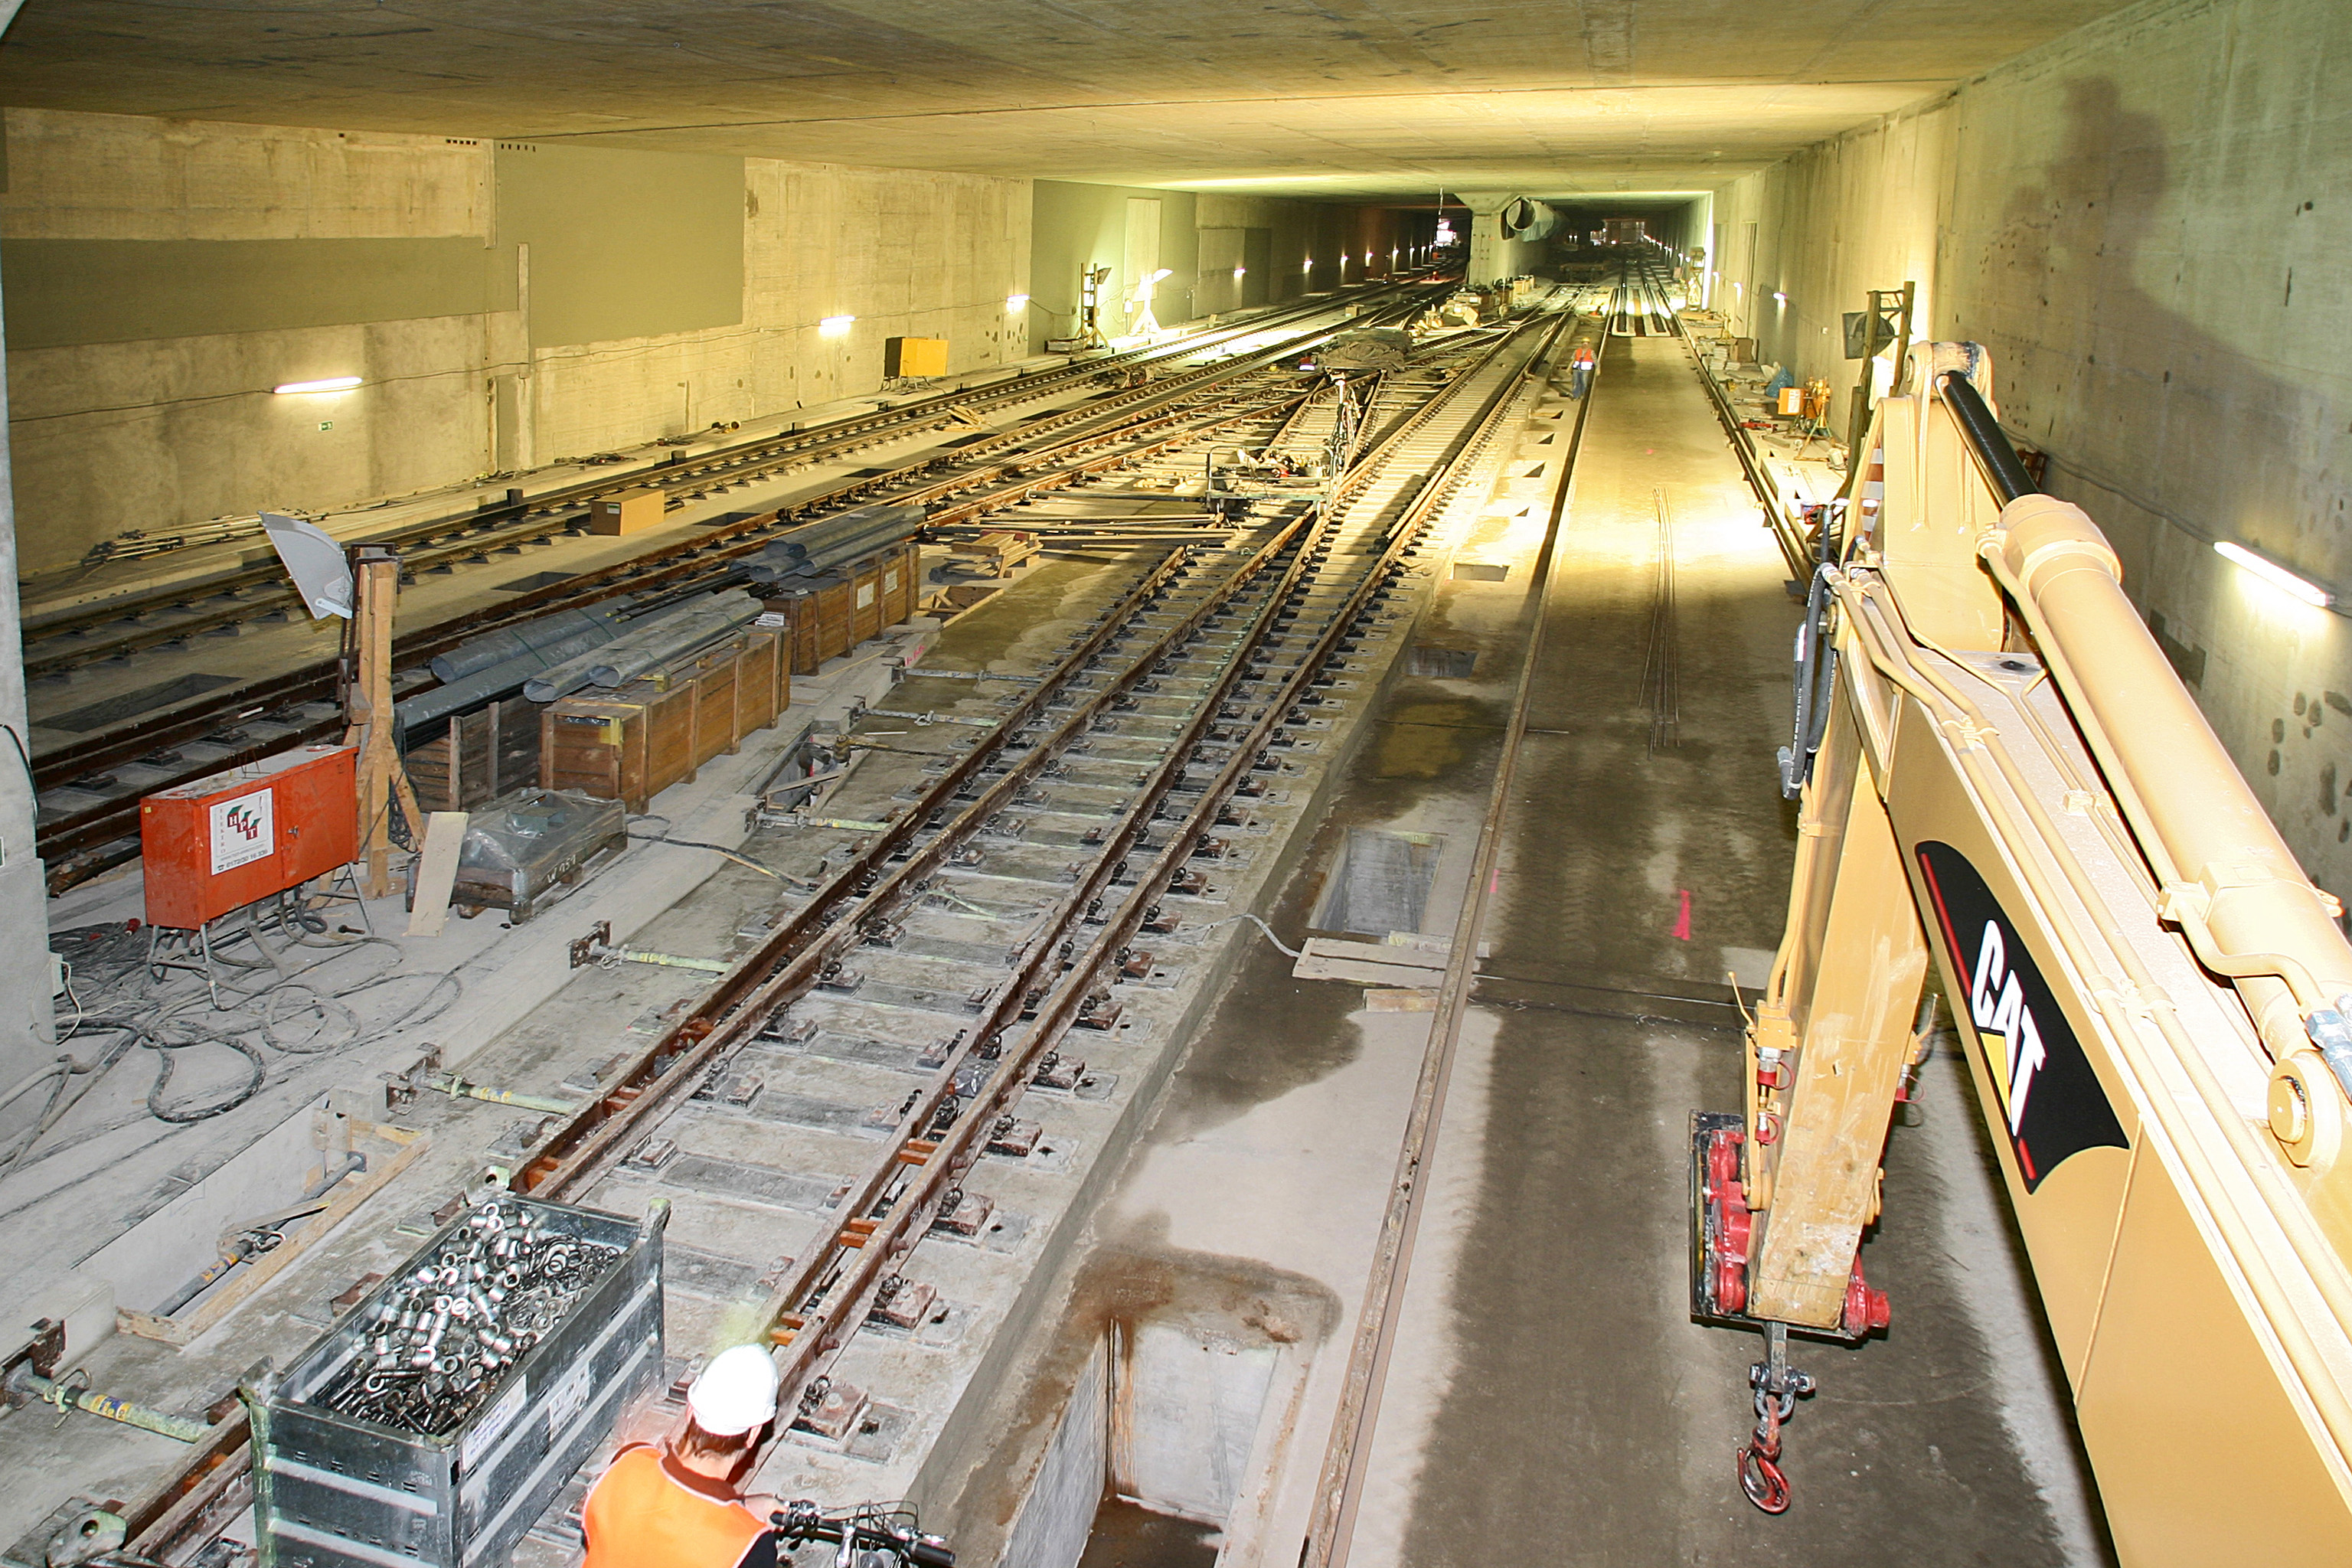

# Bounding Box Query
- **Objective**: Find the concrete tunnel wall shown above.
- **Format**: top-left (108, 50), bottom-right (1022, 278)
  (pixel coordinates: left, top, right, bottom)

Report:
top-left (1711, 0), bottom-right (2352, 910)
top-left (1024, 184), bottom-right (1416, 354)
top-left (0, 106), bottom-right (1035, 578)
top-left (0, 109), bottom-right (1411, 580)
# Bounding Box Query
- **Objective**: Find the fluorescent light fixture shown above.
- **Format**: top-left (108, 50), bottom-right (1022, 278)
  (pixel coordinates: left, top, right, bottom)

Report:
top-left (1004, 293), bottom-right (1029, 311)
top-left (1772, 292), bottom-right (1789, 305)
top-left (273, 375), bottom-right (361, 395)
top-left (2216, 541), bottom-right (2334, 607)
top-left (819, 315), bottom-right (855, 337)
top-left (1147, 268), bottom-right (1173, 283)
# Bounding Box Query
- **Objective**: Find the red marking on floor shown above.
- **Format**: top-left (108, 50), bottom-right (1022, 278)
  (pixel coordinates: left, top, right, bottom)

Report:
top-left (1673, 888), bottom-right (1692, 941)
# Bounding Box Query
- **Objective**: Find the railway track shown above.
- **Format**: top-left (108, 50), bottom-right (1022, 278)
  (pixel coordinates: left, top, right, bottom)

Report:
top-left (30, 282), bottom-right (1455, 892)
top-left (24, 278), bottom-right (1440, 671)
top-left (115, 296), bottom-right (1580, 1566)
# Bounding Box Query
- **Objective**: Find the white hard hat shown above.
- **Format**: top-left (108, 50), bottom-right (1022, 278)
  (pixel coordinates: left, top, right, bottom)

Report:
top-left (688, 1345), bottom-right (780, 1438)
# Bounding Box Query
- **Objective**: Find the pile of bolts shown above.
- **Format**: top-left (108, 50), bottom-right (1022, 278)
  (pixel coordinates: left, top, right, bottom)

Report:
top-left (318, 1197), bottom-right (622, 1435)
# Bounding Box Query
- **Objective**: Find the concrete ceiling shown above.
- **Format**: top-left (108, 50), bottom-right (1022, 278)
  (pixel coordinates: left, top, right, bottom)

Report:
top-left (0, 0), bottom-right (2137, 198)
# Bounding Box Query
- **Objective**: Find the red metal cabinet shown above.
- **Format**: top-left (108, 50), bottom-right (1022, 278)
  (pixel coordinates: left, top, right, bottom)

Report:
top-left (140, 745), bottom-right (359, 929)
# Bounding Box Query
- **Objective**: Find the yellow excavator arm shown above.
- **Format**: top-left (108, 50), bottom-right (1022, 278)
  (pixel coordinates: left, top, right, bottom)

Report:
top-left (1695, 344), bottom-right (2352, 1563)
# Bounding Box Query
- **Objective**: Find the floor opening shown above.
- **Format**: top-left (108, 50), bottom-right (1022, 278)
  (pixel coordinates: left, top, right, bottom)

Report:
top-left (1451, 561), bottom-right (1509, 582)
top-left (1407, 645), bottom-right (1478, 678)
top-left (1077, 1498), bottom-right (1220, 1568)
top-left (1312, 827), bottom-right (1444, 936)
top-left (1001, 1296), bottom-right (1303, 1568)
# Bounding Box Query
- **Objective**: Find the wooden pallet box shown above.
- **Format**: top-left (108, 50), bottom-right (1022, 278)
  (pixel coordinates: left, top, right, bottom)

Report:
top-left (758, 586), bottom-right (822, 676)
top-left (403, 696), bottom-right (546, 813)
top-left (540, 686), bottom-right (693, 813)
top-left (538, 629), bottom-right (789, 812)
top-left (850, 556), bottom-right (887, 642)
top-left (881, 544), bottom-right (918, 626)
top-left (811, 573), bottom-right (854, 663)
top-left (590, 488), bottom-right (665, 535)
top-left (732, 629), bottom-right (786, 733)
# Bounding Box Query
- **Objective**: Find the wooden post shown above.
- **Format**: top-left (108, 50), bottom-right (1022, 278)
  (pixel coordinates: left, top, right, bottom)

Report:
top-left (344, 548), bottom-right (425, 898)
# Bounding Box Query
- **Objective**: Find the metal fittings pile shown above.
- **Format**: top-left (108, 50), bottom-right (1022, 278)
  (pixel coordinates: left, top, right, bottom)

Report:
top-left (318, 1198), bottom-right (622, 1436)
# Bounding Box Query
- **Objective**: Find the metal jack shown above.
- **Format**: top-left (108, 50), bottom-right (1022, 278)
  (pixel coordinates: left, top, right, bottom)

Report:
top-left (1736, 1321), bottom-right (1815, 1514)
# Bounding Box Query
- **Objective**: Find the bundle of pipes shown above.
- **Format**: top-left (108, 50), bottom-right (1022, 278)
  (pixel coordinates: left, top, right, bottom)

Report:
top-left (521, 591), bottom-right (765, 703)
top-left (397, 606), bottom-right (634, 742)
top-left (934, 524), bottom-right (1236, 540)
top-left (746, 504), bottom-right (926, 585)
top-left (429, 606), bottom-right (627, 683)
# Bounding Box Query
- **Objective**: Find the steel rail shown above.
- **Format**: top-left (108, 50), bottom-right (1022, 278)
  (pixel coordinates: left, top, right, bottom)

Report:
top-left (24, 280), bottom-right (1448, 671)
top-left (738, 312), bottom-right (1573, 1429)
top-left (31, 358), bottom-right (1343, 887)
top-left (1302, 306), bottom-right (1595, 1568)
top-left (517, 509), bottom-right (1319, 1200)
top-left (104, 299), bottom-right (1484, 1568)
top-left (1661, 271), bottom-right (1814, 578)
top-left (22, 351), bottom-right (1307, 681)
top-left (524, 317), bottom-right (1553, 1207)
top-left (29, 298), bottom-right (1413, 766)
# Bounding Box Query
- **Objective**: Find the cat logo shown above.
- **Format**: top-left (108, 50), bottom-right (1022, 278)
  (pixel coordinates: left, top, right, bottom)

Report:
top-left (1916, 841), bottom-right (2128, 1191)
top-left (1970, 919), bottom-right (2045, 1134)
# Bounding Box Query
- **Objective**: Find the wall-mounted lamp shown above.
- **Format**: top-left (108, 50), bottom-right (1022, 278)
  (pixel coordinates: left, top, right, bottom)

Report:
top-left (819, 315), bottom-right (856, 337)
top-left (273, 376), bottom-right (362, 394)
top-left (1233, 267), bottom-right (1246, 279)
top-left (1004, 294), bottom-right (1030, 311)
top-left (2216, 540), bottom-right (2335, 607)
top-left (1772, 292), bottom-right (1789, 305)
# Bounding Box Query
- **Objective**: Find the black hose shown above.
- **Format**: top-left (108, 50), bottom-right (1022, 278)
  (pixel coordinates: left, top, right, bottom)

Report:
top-left (1779, 565), bottom-right (1840, 800)
top-left (1938, 371), bottom-right (2038, 504)
top-left (143, 1030), bottom-right (267, 1124)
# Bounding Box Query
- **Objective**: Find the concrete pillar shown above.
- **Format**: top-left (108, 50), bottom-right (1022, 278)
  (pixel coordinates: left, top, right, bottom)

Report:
top-left (1455, 192), bottom-right (1534, 285)
top-left (0, 236), bottom-right (60, 1147)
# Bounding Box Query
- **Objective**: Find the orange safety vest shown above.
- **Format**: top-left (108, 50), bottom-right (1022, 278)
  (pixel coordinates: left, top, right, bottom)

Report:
top-left (582, 1444), bottom-right (769, 1568)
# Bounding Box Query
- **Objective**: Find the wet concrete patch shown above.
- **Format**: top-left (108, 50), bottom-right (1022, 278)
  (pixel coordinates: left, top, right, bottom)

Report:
top-left (1076, 1500), bottom-right (1219, 1568)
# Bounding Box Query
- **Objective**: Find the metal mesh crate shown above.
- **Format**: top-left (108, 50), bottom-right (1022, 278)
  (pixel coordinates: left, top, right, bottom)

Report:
top-left (258, 1195), bottom-right (667, 1568)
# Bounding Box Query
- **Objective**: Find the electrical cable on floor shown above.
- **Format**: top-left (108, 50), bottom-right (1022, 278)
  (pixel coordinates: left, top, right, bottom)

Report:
top-left (626, 828), bottom-right (810, 887)
top-left (4, 890), bottom-right (466, 1173)
top-left (1199, 911), bottom-right (1305, 958)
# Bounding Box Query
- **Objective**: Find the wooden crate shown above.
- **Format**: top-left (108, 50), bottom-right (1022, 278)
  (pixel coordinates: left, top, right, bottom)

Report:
top-left (539, 629), bottom-right (789, 812)
top-left (850, 557), bottom-right (886, 642)
top-left (769, 586), bottom-right (824, 676)
top-left (403, 696), bottom-right (545, 812)
top-left (881, 544), bottom-right (918, 626)
top-left (810, 573), bottom-right (854, 664)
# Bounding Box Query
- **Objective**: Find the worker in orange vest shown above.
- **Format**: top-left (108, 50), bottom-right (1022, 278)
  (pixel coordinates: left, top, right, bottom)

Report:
top-left (1570, 341), bottom-right (1598, 400)
top-left (583, 1345), bottom-right (784, 1568)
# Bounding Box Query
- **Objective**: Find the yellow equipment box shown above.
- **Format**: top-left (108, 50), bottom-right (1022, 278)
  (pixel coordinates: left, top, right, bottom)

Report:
top-left (885, 337), bottom-right (949, 378)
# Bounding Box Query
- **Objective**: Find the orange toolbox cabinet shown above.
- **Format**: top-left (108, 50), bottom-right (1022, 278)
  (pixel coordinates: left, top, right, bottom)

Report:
top-left (139, 744), bottom-right (359, 929)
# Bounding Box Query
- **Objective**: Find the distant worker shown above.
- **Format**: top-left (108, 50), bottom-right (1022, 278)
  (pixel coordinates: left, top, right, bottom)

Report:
top-left (1570, 341), bottom-right (1597, 399)
top-left (583, 1344), bottom-right (784, 1568)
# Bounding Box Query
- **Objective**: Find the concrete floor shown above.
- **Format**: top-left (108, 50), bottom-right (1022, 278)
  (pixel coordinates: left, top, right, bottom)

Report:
top-left (1060, 332), bottom-right (2117, 1563)
top-left (1372, 336), bottom-right (2112, 1565)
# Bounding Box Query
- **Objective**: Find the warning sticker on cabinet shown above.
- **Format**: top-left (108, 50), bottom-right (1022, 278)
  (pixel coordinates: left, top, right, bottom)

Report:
top-left (856, 583), bottom-right (877, 609)
top-left (208, 789), bottom-right (273, 874)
